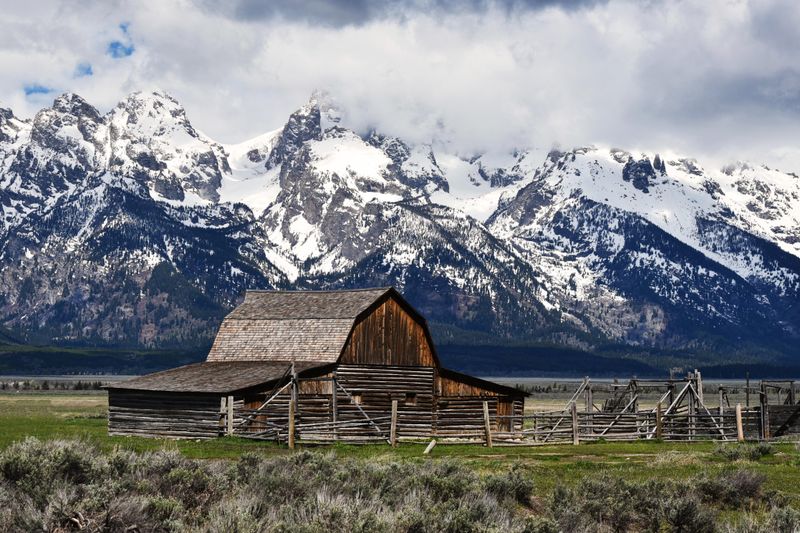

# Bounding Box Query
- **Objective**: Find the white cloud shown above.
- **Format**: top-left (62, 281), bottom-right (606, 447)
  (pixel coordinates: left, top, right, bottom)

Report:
top-left (1, 0), bottom-right (799, 172)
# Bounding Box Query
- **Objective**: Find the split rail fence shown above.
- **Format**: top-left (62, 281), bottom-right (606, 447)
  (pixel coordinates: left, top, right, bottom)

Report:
top-left (216, 370), bottom-right (796, 447)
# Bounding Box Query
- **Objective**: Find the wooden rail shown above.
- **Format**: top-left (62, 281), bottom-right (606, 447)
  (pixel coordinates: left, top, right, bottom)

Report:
top-left (223, 369), bottom-right (772, 447)
top-left (230, 404), bottom-right (763, 446)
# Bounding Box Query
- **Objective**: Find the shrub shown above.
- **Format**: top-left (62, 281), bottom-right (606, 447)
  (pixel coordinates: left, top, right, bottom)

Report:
top-left (0, 438), bottom-right (100, 505)
top-left (713, 443), bottom-right (773, 462)
top-left (766, 506), bottom-right (800, 533)
top-left (484, 464), bottom-right (535, 506)
top-left (0, 480), bottom-right (42, 532)
top-left (725, 470), bottom-right (765, 502)
top-left (697, 469), bottom-right (764, 508)
top-left (203, 495), bottom-right (266, 533)
top-left (663, 495), bottom-right (715, 533)
top-left (521, 516), bottom-right (559, 533)
top-left (0, 439), bottom-right (794, 532)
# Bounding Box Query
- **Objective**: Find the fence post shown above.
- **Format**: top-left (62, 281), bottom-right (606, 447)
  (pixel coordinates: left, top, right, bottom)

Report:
top-left (585, 380), bottom-right (593, 438)
top-left (688, 388), bottom-right (696, 441)
top-left (332, 373), bottom-right (338, 441)
top-left (220, 396), bottom-right (226, 436)
top-left (584, 378), bottom-right (591, 412)
top-left (735, 403), bottom-right (744, 442)
top-left (390, 399), bottom-right (398, 447)
top-left (656, 402), bottom-right (663, 440)
top-left (745, 372), bottom-right (750, 408)
top-left (424, 439), bottom-right (437, 454)
top-left (288, 396), bottom-right (296, 449)
top-left (483, 401), bottom-right (493, 448)
top-left (695, 370), bottom-right (704, 404)
top-left (226, 395), bottom-right (234, 436)
top-left (288, 364), bottom-right (297, 449)
top-left (759, 384), bottom-right (769, 441)
top-left (571, 402), bottom-right (579, 445)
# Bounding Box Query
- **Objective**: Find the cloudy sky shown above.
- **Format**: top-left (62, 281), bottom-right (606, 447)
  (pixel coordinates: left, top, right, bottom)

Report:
top-left (2, 0), bottom-right (800, 170)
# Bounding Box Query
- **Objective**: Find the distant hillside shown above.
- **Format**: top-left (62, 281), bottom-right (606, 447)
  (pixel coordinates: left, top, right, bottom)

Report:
top-left (0, 344), bottom-right (205, 375)
top-left (0, 340), bottom-right (796, 379)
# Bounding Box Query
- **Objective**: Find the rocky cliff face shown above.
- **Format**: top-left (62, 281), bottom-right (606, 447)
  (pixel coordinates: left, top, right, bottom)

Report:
top-left (1, 91), bottom-right (798, 358)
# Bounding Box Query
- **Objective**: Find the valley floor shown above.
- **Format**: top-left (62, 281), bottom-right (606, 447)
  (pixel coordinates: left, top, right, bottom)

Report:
top-left (1, 392), bottom-right (799, 495)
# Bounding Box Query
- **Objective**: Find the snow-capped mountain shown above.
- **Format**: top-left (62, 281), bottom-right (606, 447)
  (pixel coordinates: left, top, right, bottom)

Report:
top-left (488, 147), bottom-right (800, 349)
top-left (0, 91), bottom-right (798, 359)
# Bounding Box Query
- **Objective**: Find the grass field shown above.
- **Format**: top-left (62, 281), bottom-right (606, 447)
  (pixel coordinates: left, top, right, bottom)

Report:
top-left (2, 392), bottom-right (800, 497)
top-left (3, 392), bottom-right (800, 531)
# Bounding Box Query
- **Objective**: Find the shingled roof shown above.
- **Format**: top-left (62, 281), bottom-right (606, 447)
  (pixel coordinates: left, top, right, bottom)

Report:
top-left (107, 361), bottom-right (328, 394)
top-left (206, 287), bottom-right (395, 364)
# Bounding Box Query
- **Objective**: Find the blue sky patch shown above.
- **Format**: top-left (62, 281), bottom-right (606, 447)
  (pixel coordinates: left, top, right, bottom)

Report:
top-left (108, 41), bottom-right (135, 58)
top-left (75, 62), bottom-right (93, 77)
top-left (108, 22), bottom-right (134, 58)
top-left (24, 84), bottom-right (54, 96)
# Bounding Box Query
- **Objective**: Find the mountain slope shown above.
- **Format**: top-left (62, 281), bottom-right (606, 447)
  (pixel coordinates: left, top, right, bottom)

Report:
top-left (0, 91), bottom-right (797, 361)
top-left (489, 148), bottom-right (800, 352)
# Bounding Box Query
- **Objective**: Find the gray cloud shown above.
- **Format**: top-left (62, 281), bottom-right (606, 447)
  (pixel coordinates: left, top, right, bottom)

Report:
top-left (197, 0), bottom-right (607, 27)
top-left (2, 0), bottom-right (800, 172)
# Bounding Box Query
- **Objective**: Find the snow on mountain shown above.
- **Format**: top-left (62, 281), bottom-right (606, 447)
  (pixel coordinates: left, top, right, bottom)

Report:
top-left (489, 147), bottom-right (800, 347)
top-left (219, 129), bottom-right (283, 216)
top-left (0, 106), bottom-right (28, 148)
top-left (489, 147), bottom-right (800, 286)
top-left (108, 90), bottom-right (229, 203)
top-left (432, 149), bottom-right (545, 222)
top-left (0, 94), bottom-right (107, 233)
top-left (0, 90), bottom-right (798, 357)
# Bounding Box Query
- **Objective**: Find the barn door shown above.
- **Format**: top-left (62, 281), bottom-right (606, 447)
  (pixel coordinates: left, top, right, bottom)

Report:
top-left (497, 398), bottom-right (513, 431)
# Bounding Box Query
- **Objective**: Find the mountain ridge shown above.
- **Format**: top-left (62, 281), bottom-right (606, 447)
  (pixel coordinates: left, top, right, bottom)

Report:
top-left (1, 90), bottom-right (798, 363)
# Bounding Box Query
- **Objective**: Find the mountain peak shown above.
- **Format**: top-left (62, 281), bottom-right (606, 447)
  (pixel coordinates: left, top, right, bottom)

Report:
top-left (116, 89), bottom-right (185, 116)
top-left (307, 89), bottom-right (341, 131)
top-left (110, 89), bottom-right (196, 140)
top-left (51, 92), bottom-right (102, 122)
top-left (0, 106), bottom-right (26, 144)
top-left (307, 89), bottom-right (330, 108)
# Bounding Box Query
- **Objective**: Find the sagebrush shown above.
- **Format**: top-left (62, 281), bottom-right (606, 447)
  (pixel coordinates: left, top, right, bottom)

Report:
top-left (0, 438), bottom-right (797, 532)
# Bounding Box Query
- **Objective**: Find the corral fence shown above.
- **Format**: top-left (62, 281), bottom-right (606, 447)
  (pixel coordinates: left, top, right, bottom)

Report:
top-left (219, 370), bottom-right (800, 447)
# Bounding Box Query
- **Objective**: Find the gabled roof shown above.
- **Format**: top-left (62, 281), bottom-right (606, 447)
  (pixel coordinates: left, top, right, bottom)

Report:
top-left (225, 287), bottom-right (393, 320)
top-left (106, 361), bottom-right (329, 394)
top-left (206, 287), bottom-right (396, 364)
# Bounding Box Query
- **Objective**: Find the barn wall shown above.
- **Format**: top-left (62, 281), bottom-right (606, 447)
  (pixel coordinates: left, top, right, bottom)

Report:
top-left (435, 397), bottom-right (524, 435)
top-left (496, 398), bottom-right (525, 432)
top-left (108, 390), bottom-right (222, 439)
top-left (437, 374), bottom-right (506, 397)
top-left (436, 396), bottom-right (496, 436)
top-left (768, 404), bottom-right (800, 437)
top-left (336, 364), bottom-right (435, 438)
top-left (239, 374), bottom-right (334, 437)
top-left (236, 365), bottom-right (526, 440)
top-left (239, 365), bottom-right (435, 440)
top-left (339, 297), bottom-right (435, 367)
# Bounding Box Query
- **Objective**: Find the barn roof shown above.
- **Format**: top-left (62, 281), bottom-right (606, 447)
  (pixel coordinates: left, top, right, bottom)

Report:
top-left (225, 288), bottom-right (393, 320)
top-left (439, 368), bottom-right (529, 397)
top-left (106, 361), bottom-right (328, 394)
top-left (206, 287), bottom-right (396, 364)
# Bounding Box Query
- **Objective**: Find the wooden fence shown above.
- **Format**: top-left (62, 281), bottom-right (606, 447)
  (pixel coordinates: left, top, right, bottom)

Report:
top-left (222, 398), bottom-right (768, 447)
top-left (490, 403), bottom-right (762, 445)
top-left (216, 370), bottom-right (795, 447)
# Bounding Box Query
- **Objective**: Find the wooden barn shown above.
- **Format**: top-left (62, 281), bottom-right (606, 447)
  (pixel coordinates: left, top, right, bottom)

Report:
top-left (107, 288), bottom-right (526, 443)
